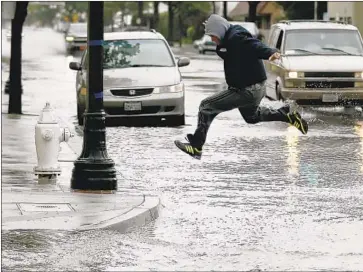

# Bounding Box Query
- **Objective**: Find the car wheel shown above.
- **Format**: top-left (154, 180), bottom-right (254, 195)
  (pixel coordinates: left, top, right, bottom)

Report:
top-left (166, 114), bottom-right (185, 126)
top-left (356, 103), bottom-right (363, 115)
top-left (77, 104), bottom-right (84, 126)
top-left (201, 50), bottom-right (205, 55)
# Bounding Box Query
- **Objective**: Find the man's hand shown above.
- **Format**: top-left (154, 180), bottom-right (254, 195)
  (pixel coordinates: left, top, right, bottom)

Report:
top-left (269, 52), bottom-right (281, 61)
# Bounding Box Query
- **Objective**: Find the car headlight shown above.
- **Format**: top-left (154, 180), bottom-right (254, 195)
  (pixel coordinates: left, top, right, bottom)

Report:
top-left (286, 71), bottom-right (304, 78)
top-left (66, 36), bottom-right (74, 42)
top-left (355, 72), bottom-right (363, 79)
top-left (154, 83), bottom-right (184, 93)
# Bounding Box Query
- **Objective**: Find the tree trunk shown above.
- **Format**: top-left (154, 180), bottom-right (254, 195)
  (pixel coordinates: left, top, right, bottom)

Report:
top-left (248, 1), bottom-right (259, 22)
top-left (138, 1), bottom-right (143, 25)
top-left (111, 11), bottom-right (115, 32)
top-left (223, 2), bottom-right (227, 19)
top-left (178, 9), bottom-right (182, 47)
top-left (317, 1), bottom-right (327, 20)
top-left (168, 2), bottom-right (174, 45)
top-left (152, 2), bottom-right (159, 30)
top-left (8, 1), bottom-right (28, 114)
top-left (120, 4), bottom-right (126, 28)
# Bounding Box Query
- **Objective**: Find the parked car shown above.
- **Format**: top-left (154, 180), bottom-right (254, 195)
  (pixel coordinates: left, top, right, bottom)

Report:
top-left (54, 20), bottom-right (69, 33)
top-left (193, 38), bottom-right (202, 49)
top-left (196, 35), bottom-right (217, 54)
top-left (229, 21), bottom-right (260, 39)
top-left (264, 20), bottom-right (363, 108)
top-left (65, 23), bottom-right (87, 54)
top-left (69, 30), bottom-right (190, 126)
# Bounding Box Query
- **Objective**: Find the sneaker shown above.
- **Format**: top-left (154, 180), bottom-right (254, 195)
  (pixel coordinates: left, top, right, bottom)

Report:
top-left (279, 104), bottom-right (291, 115)
top-left (287, 110), bottom-right (308, 135)
top-left (174, 140), bottom-right (202, 160)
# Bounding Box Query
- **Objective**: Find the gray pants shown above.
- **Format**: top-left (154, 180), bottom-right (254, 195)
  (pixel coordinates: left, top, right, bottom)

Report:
top-left (191, 81), bottom-right (288, 148)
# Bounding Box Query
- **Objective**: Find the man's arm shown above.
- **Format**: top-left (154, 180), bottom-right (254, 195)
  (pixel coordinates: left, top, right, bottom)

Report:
top-left (233, 35), bottom-right (278, 60)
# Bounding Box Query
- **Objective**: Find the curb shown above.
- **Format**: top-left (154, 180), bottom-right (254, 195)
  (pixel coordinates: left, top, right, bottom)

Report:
top-left (80, 196), bottom-right (161, 231)
top-left (2, 193), bottom-right (161, 232)
top-left (1, 113), bottom-right (161, 233)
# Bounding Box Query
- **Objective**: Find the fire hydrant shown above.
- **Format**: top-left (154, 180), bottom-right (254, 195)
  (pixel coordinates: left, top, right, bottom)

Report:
top-left (34, 102), bottom-right (74, 180)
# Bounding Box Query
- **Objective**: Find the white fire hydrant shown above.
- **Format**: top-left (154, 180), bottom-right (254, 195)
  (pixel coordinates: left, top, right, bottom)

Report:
top-left (34, 102), bottom-right (74, 179)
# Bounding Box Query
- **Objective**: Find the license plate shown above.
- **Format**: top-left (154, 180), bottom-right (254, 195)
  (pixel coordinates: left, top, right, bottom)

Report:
top-left (80, 46), bottom-right (86, 50)
top-left (322, 94), bottom-right (339, 102)
top-left (124, 102), bottom-right (142, 111)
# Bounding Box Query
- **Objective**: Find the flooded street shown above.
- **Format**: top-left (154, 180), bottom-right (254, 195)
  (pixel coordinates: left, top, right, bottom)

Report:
top-left (2, 28), bottom-right (363, 271)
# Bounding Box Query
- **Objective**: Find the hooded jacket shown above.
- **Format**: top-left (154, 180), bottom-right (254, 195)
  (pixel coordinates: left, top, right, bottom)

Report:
top-left (204, 14), bottom-right (231, 40)
top-left (204, 15), bottom-right (277, 89)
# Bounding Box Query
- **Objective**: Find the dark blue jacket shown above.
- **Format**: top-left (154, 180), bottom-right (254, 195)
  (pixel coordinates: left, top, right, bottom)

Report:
top-left (216, 24), bottom-right (277, 89)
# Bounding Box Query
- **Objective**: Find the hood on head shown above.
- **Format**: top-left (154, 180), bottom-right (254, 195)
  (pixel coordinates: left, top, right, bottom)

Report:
top-left (204, 14), bottom-right (230, 40)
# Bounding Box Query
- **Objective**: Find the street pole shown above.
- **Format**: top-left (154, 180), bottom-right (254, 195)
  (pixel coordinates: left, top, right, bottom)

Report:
top-left (223, 1), bottom-right (227, 19)
top-left (7, 2), bottom-right (28, 113)
top-left (314, 1), bottom-right (318, 20)
top-left (71, 1), bottom-right (117, 191)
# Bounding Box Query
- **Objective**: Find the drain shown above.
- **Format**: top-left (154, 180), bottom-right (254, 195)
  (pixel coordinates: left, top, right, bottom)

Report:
top-left (17, 203), bottom-right (74, 213)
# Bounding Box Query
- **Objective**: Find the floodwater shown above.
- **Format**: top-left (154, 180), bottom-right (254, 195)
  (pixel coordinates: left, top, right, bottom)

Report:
top-left (1, 27), bottom-right (363, 271)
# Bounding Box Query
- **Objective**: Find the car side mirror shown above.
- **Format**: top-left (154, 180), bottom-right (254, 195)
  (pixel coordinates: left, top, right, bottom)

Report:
top-left (69, 62), bottom-right (81, 71)
top-left (177, 57), bottom-right (190, 67)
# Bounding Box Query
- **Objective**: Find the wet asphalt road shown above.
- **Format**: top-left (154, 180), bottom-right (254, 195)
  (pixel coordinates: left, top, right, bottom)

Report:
top-left (2, 28), bottom-right (363, 271)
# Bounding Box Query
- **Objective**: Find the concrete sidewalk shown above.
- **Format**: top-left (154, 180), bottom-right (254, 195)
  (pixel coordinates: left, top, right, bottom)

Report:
top-left (1, 113), bottom-right (160, 231)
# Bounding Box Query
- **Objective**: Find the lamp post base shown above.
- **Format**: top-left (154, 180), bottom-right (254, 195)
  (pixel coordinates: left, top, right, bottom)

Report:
top-left (71, 159), bottom-right (117, 191)
top-left (71, 111), bottom-right (117, 191)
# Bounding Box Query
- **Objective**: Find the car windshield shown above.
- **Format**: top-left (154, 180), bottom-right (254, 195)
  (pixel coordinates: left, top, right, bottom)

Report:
top-left (103, 39), bottom-right (175, 69)
top-left (284, 29), bottom-right (363, 56)
top-left (69, 23), bottom-right (87, 33)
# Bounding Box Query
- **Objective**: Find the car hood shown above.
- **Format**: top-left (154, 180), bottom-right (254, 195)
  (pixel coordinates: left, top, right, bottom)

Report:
top-left (283, 55), bottom-right (363, 72)
top-left (103, 67), bottom-right (180, 89)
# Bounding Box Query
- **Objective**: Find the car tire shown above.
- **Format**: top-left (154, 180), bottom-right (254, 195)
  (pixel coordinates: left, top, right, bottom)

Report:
top-left (77, 104), bottom-right (84, 126)
top-left (166, 114), bottom-right (185, 126)
top-left (201, 50), bottom-right (205, 55)
top-left (67, 46), bottom-right (75, 55)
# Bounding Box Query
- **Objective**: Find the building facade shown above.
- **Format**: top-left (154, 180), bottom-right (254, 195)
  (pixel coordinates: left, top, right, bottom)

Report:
top-left (328, 2), bottom-right (363, 35)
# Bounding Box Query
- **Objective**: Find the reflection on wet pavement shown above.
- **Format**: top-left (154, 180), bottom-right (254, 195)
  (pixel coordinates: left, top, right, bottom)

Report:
top-left (2, 28), bottom-right (363, 271)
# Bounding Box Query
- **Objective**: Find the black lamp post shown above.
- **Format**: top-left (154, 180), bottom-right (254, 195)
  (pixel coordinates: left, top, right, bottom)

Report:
top-left (71, 1), bottom-right (117, 191)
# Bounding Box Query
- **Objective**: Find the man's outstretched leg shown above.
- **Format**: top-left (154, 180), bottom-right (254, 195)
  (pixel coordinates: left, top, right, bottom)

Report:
top-left (175, 87), bottom-right (243, 160)
top-left (240, 104), bottom-right (308, 134)
top-left (237, 81), bottom-right (308, 134)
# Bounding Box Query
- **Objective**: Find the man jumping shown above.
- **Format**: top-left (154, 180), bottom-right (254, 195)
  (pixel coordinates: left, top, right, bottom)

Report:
top-left (175, 14), bottom-right (308, 160)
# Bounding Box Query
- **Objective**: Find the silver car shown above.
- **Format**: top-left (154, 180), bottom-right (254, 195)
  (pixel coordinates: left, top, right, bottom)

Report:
top-left (65, 23), bottom-right (87, 54)
top-left (264, 20), bottom-right (363, 108)
top-left (69, 30), bottom-right (190, 126)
